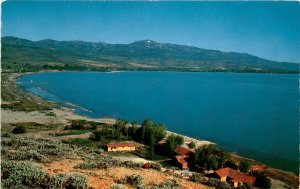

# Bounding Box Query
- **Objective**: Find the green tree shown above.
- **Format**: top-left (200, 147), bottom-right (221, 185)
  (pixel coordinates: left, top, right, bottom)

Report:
top-left (239, 160), bottom-right (250, 173)
top-left (250, 171), bottom-right (271, 189)
top-left (166, 134), bottom-right (184, 156)
top-left (192, 144), bottom-right (231, 170)
top-left (128, 125), bottom-right (138, 141)
top-left (142, 119), bottom-right (154, 144)
top-left (92, 130), bottom-right (102, 141)
top-left (148, 131), bottom-right (155, 160)
top-left (152, 123), bottom-right (167, 143)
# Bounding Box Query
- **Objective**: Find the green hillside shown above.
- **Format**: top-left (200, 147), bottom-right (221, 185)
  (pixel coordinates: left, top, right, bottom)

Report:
top-left (2, 36), bottom-right (298, 73)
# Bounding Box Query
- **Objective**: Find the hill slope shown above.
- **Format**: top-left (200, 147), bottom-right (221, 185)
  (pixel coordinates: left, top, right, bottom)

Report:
top-left (2, 36), bottom-right (298, 73)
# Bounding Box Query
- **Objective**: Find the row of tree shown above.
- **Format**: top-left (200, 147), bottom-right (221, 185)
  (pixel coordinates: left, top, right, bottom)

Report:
top-left (91, 119), bottom-right (167, 150)
top-left (91, 119), bottom-right (188, 159)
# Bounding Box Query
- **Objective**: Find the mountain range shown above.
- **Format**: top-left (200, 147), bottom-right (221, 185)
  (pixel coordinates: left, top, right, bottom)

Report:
top-left (2, 36), bottom-right (298, 73)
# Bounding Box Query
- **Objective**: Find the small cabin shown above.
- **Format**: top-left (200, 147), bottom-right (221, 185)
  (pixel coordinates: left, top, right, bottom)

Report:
top-left (106, 143), bottom-right (136, 152)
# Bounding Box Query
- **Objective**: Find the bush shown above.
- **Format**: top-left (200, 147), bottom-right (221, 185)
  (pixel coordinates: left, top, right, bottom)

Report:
top-left (1, 160), bottom-right (49, 188)
top-left (110, 184), bottom-right (126, 189)
top-left (50, 172), bottom-right (88, 189)
top-left (216, 181), bottom-right (230, 189)
top-left (1, 134), bottom-right (74, 161)
top-left (1, 131), bottom-right (12, 137)
top-left (151, 179), bottom-right (180, 189)
top-left (75, 156), bottom-right (115, 169)
top-left (126, 174), bottom-right (144, 188)
top-left (151, 162), bottom-right (162, 170)
top-left (236, 183), bottom-right (253, 189)
top-left (190, 173), bottom-right (205, 183)
top-left (12, 125), bottom-right (26, 134)
top-left (8, 149), bottom-right (46, 162)
top-left (206, 178), bottom-right (221, 187)
top-left (188, 141), bottom-right (196, 149)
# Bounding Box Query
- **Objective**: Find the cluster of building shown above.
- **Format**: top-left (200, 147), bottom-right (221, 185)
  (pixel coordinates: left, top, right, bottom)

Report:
top-left (105, 142), bottom-right (261, 188)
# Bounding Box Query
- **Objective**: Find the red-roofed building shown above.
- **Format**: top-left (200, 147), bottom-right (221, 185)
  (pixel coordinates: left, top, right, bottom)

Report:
top-left (251, 165), bottom-right (266, 172)
top-left (215, 167), bottom-right (256, 187)
top-left (175, 155), bottom-right (189, 169)
top-left (174, 146), bottom-right (193, 156)
top-left (173, 146), bottom-right (193, 169)
top-left (106, 143), bottom-right (136, 152)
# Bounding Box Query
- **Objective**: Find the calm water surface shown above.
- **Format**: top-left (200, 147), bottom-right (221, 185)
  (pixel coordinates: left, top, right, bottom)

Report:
top-left (20, 72), bottom-right (299, 173)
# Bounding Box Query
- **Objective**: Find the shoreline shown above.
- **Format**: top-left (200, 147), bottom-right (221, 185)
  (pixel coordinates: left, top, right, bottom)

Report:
top-left (2, 72), bottom-right (299, 188)
top-left (13, 72), bottom-right (299, 172)
top-left (10, 69), bottom-right (300, 76)
top-left (6, 72), bottom-right (216, 147)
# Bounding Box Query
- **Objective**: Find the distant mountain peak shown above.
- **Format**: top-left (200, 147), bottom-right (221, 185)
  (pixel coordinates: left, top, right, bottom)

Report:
top-left (130, 39), bottom-right (159, 45)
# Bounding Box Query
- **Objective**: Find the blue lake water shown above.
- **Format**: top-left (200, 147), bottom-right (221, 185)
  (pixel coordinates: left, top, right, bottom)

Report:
top-left (20, 71), bottom-right (299, 173)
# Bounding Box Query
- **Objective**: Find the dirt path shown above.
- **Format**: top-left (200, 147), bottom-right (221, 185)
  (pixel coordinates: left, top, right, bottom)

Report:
top-left (54, 132), bottom-right (92, 141)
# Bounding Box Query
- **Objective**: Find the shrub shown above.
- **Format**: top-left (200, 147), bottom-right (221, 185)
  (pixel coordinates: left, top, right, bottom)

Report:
top-left (151, 179), bottom-right (180, 189)
top-left (1, 160), bottom-right (49, 188)
top-left (1, 134), bottom-right (74, 161)
top-left (12, 125), bottom-right (26, 134)
top-left (236, 183), bottom-right (253, 189)
top-left (151, 162), bottom-right (162, 170)
top-left (216, 181), bottom-right (231, 189)
top-left (1, 131), bottom-right (12, 137)
top-left (190, 173), bottom-right (205, 183)
top-left (188, 141), bottom-right (196, 149)
top-left (50, 172), bottom-right (88, 189)
top-left (126, 174), bottom-right (144, 188)
top-left (74, 156), bottom-right (119, 170)
top-left (110, 184), bottom-right (127, 189)
top-left (206, 178), bottom-right (221, 187)
top-left (46, 112), bottom-right (56, 116)
top-left (8, 149), bottom-right (46, 162)
top-left (74, 160), bottom-right (100, 169)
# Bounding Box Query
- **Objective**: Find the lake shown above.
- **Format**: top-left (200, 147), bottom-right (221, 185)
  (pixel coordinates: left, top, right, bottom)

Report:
top-left (20, 71), bottom-right (299, 173)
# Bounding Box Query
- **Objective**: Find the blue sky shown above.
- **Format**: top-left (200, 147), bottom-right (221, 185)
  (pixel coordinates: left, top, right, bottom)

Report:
top-left (2, 1), bottom-right (300, 63)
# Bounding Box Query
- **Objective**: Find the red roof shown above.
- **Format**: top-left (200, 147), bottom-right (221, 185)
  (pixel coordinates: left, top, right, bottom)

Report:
top-left (215, 168), bottom-right (256, 184)
top-left (106, 143), bottom-right (135, 148)
top-left (251, 165), bottom-right (266, 172)
top-left (175, 155), bottom-right (188, 165)
top-left (174, 146), bottom-right (192, 156)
